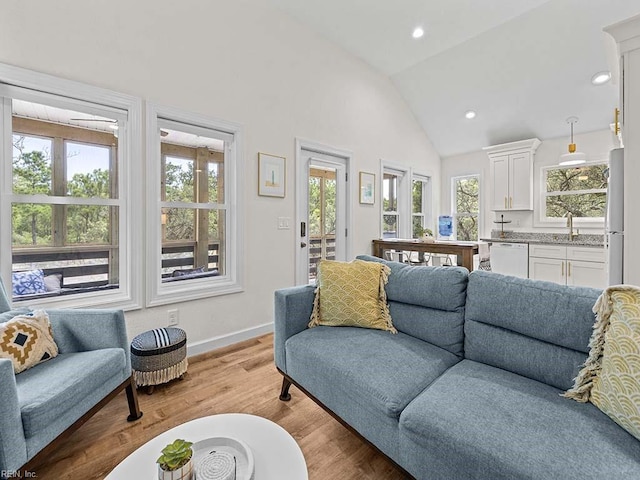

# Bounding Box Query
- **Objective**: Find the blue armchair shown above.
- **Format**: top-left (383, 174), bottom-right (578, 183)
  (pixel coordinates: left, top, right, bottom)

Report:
top-left (0, 279), bottom-right (142, 475)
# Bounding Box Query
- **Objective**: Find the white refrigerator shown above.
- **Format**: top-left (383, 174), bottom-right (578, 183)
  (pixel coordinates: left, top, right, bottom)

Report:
top-left (606, 148), bottom-right (624, 285)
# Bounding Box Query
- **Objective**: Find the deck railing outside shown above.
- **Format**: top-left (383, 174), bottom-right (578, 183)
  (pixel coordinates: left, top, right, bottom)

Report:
top-left (308, 235), bottom-right (336, 280)
top-left (12, 241), bottom-right (220, 299)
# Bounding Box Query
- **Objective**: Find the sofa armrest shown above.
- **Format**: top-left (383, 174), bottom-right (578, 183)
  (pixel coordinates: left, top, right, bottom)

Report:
top-left (0, 359), bottom-right (28, 472)
top-left (47, 309), bottom-right (131, 373)
top-left (274, 284), bottom-right (316, 373)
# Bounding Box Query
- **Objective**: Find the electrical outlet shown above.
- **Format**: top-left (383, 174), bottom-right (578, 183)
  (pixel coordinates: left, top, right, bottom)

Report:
top-left (168, 308), bottom-right (179, 326)
top-left (515, 219), bottom-right (521, 227)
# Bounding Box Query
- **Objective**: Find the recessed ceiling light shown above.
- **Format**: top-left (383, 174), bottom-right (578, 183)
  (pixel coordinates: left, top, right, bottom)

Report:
top-left (465, 110), bottom-right (477, 120)
top-left (412, 27), bottom-right (424, 39)
top-left (591, 71), bottom-right (611, 85)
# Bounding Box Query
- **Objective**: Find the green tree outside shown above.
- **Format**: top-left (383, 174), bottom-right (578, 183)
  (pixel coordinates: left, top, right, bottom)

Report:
top-left (545, 165), bottom-right (607, 218)
top-left (12, 137), bottom-right (52, 245)
top-left (455, 177), bottom-right (479, 241)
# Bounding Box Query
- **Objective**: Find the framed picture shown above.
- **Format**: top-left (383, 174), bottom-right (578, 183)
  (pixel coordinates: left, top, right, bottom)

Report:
top-left (258, 153), bottom-right (286, 197)
top-left (359, 172), bottom-right (375, 204)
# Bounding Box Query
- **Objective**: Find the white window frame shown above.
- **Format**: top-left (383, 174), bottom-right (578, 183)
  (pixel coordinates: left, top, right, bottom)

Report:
top-left (539, 160), bottom-right (607, 227)
top-left (0, 63), bottom-right (142, 310)
top-left (146, 103), bottom-right (244, 306)
top-left (451, 174), bottom-right (480, 241)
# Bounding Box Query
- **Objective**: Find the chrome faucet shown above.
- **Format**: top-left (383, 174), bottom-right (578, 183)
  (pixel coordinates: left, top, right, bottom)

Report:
top-left (566, 212), bottom-right (578, 240)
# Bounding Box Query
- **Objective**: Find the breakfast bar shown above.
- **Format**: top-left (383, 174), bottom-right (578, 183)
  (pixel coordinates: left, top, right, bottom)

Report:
top-left (372, 239), bottom-right (479, 271)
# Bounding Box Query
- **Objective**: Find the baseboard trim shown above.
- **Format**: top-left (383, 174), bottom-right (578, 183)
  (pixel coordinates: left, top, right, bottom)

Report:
top-left (186, 322), bottom-right (274, 357)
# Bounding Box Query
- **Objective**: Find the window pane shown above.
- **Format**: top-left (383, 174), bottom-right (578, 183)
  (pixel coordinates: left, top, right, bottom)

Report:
top-left (12, 135), bottom-right (52, 195)
top-left (455, 177), bottom-right (479, 214)
top-left (413, 215), bottom-right (425, 238)
top-left (324, 178), bottom-right (336, 235)
top-left (308, 176), bottom-right (321, 237)
top-left (66, 142), bottom-right (112, 199)
top-left (12, 203), bottom-right (52, 246)
top-left (164, 156), bottom-right (194, 202)
top-left (453, 175), bottom-right (479, 241)
top-left (160, 207), bottom-right (224, 280)
top-left (546, 193), bottom-right (606, 218)
top-left (160, 129), bottom-right (225, 204)
top-left (8, 94), bottom-right (126, 305)
top-left (412, 180), bottom-right (424, 214)
top-left (456, 215), bottom-right (478, 241)
top-left (155, 120), bottom-right (231, 295)
top-left (66, 205), bottom-right (114, 244)
top-left (12, 247), bottom-right (116, 301)
top-left (161, 244), bottom-right (195, 277)
top-left (163, 207), bottom-right (195, 241)
top-left (383, 214), bottom-right (398, 238)
top-left (12, 203), bottom-right (119, 301)
top-left (383, 173), bottom-right (397, 212)
top-left (546, 165), bottom-right (607, 192)
top-left (207, 160), bottom-right (223, 203)
top-left (208, 210), bottom-right (222, 241)
top-left (207, 210), bottom-right (224, 274)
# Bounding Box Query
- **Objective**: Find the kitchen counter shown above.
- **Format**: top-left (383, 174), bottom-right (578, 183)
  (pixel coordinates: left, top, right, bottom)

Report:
top-left (481, 231), bottom-right (604, 247)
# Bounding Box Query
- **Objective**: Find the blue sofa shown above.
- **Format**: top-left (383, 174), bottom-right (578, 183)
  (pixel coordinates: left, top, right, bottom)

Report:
top-left (0, 280), bottom-right (142, 476)
top-left (274, 255), bottom-right (640, 479)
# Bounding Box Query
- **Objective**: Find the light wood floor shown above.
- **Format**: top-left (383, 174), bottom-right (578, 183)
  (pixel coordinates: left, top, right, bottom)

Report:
top-left (31, 334), bottom-right (407, 479)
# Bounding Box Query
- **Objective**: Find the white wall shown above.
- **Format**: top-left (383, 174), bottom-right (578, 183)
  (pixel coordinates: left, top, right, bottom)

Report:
top-left (441, 129), bottom-right (618, 239)
top-left (0, 0), bottom-right (440, 350)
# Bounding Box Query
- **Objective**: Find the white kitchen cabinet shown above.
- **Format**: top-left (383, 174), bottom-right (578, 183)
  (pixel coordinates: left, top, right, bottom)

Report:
top-left (528, 244), bottom-right (605, 289)
top-left (484, 138), bottom-right (541, 211)
top-left (529, 256), bottom-right (565, 284)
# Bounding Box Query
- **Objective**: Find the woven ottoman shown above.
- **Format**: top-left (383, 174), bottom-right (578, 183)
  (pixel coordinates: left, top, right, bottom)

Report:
top-left (131, 327), bottom-right (188, 394)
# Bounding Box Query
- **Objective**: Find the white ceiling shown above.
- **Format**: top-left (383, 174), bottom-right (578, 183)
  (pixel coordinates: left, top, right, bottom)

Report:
top-left (264, 0), bottom-right (640, 157)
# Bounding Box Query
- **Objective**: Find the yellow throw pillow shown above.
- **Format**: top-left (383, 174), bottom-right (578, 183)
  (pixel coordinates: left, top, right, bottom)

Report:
top-left (308, 259), bottom-right (396, 333)
top-left (564, 286), bottom-right (640, 441)
top-left (0, 310), bottom-right (58, 374)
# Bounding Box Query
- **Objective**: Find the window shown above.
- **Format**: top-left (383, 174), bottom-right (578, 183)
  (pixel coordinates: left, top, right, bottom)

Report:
top-left (452, 175), bottom-right (479, 241)
top-left (382, 165), bottom-right (411, 239)
top-left (147, 105), bottom-right (243, 306)
top-left (412, 175), bottom-right (430, 238)
top-left (382, 171), bottom-right (399, 238)
top-left (542, 163), bottom-right (607, 220)
top-left (0, 69), bottom-right (141, 309)
top-left (308, 167), bottom-right (337, 280)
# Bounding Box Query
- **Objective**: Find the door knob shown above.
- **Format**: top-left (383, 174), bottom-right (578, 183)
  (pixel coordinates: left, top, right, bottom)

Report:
top-left (300, 242), bottom-right (307, 248)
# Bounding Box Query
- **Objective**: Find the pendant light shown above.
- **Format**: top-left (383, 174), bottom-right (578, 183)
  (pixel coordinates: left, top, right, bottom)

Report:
top-left (559, 116), bottom-right (586, 166)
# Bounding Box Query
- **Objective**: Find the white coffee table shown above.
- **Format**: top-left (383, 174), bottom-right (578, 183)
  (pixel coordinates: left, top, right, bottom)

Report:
top-left (106, 413), bottom-right (308, 479)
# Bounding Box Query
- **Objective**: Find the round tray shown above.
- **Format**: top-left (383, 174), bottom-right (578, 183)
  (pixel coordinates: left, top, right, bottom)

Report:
top-left (192, 437), bottom-right (255, 480)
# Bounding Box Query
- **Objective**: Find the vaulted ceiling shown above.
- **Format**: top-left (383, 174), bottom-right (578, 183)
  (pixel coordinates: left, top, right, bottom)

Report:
top-left (263, 0), bottom-right (640, 157)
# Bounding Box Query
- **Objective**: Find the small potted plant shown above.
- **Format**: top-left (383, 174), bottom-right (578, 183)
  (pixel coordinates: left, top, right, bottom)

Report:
top-left (157, 439), bottom-right (194, 480)
top-left (420, 228), bottom-right (435, 243)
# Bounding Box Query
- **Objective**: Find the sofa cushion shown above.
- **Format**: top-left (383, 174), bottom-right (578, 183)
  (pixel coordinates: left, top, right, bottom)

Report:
top-left (0, 310), bottom-right (58, 374)
top-left (16, 348), bottom-right (126, 438)
top-left (356, 255), bottom-right (467, 355)
top-left (0, 308), bottom-right (30, 323)
top-left (309, 259), bottom-right (396, 332)
top-left (465, 271), bottom-right (601, 389)
top-left (12, 269), bottom-right (47, 297)
top-left (399, 360), bottom-right (640, 480)
top-left (285, 326), bottom-right (459, 419)
top-left (565, 286), bottom-right (640, 441)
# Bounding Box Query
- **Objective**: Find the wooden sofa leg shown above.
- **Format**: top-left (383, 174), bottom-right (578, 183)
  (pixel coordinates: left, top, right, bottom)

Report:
top-left (126, 375), bottom-right (143, 421)
top-left (279, 377), bottom-right (292, 401)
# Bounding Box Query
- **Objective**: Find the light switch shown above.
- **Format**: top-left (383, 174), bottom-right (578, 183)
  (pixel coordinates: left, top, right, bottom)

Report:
top-left (277, 217), bottom-right (291, 229)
